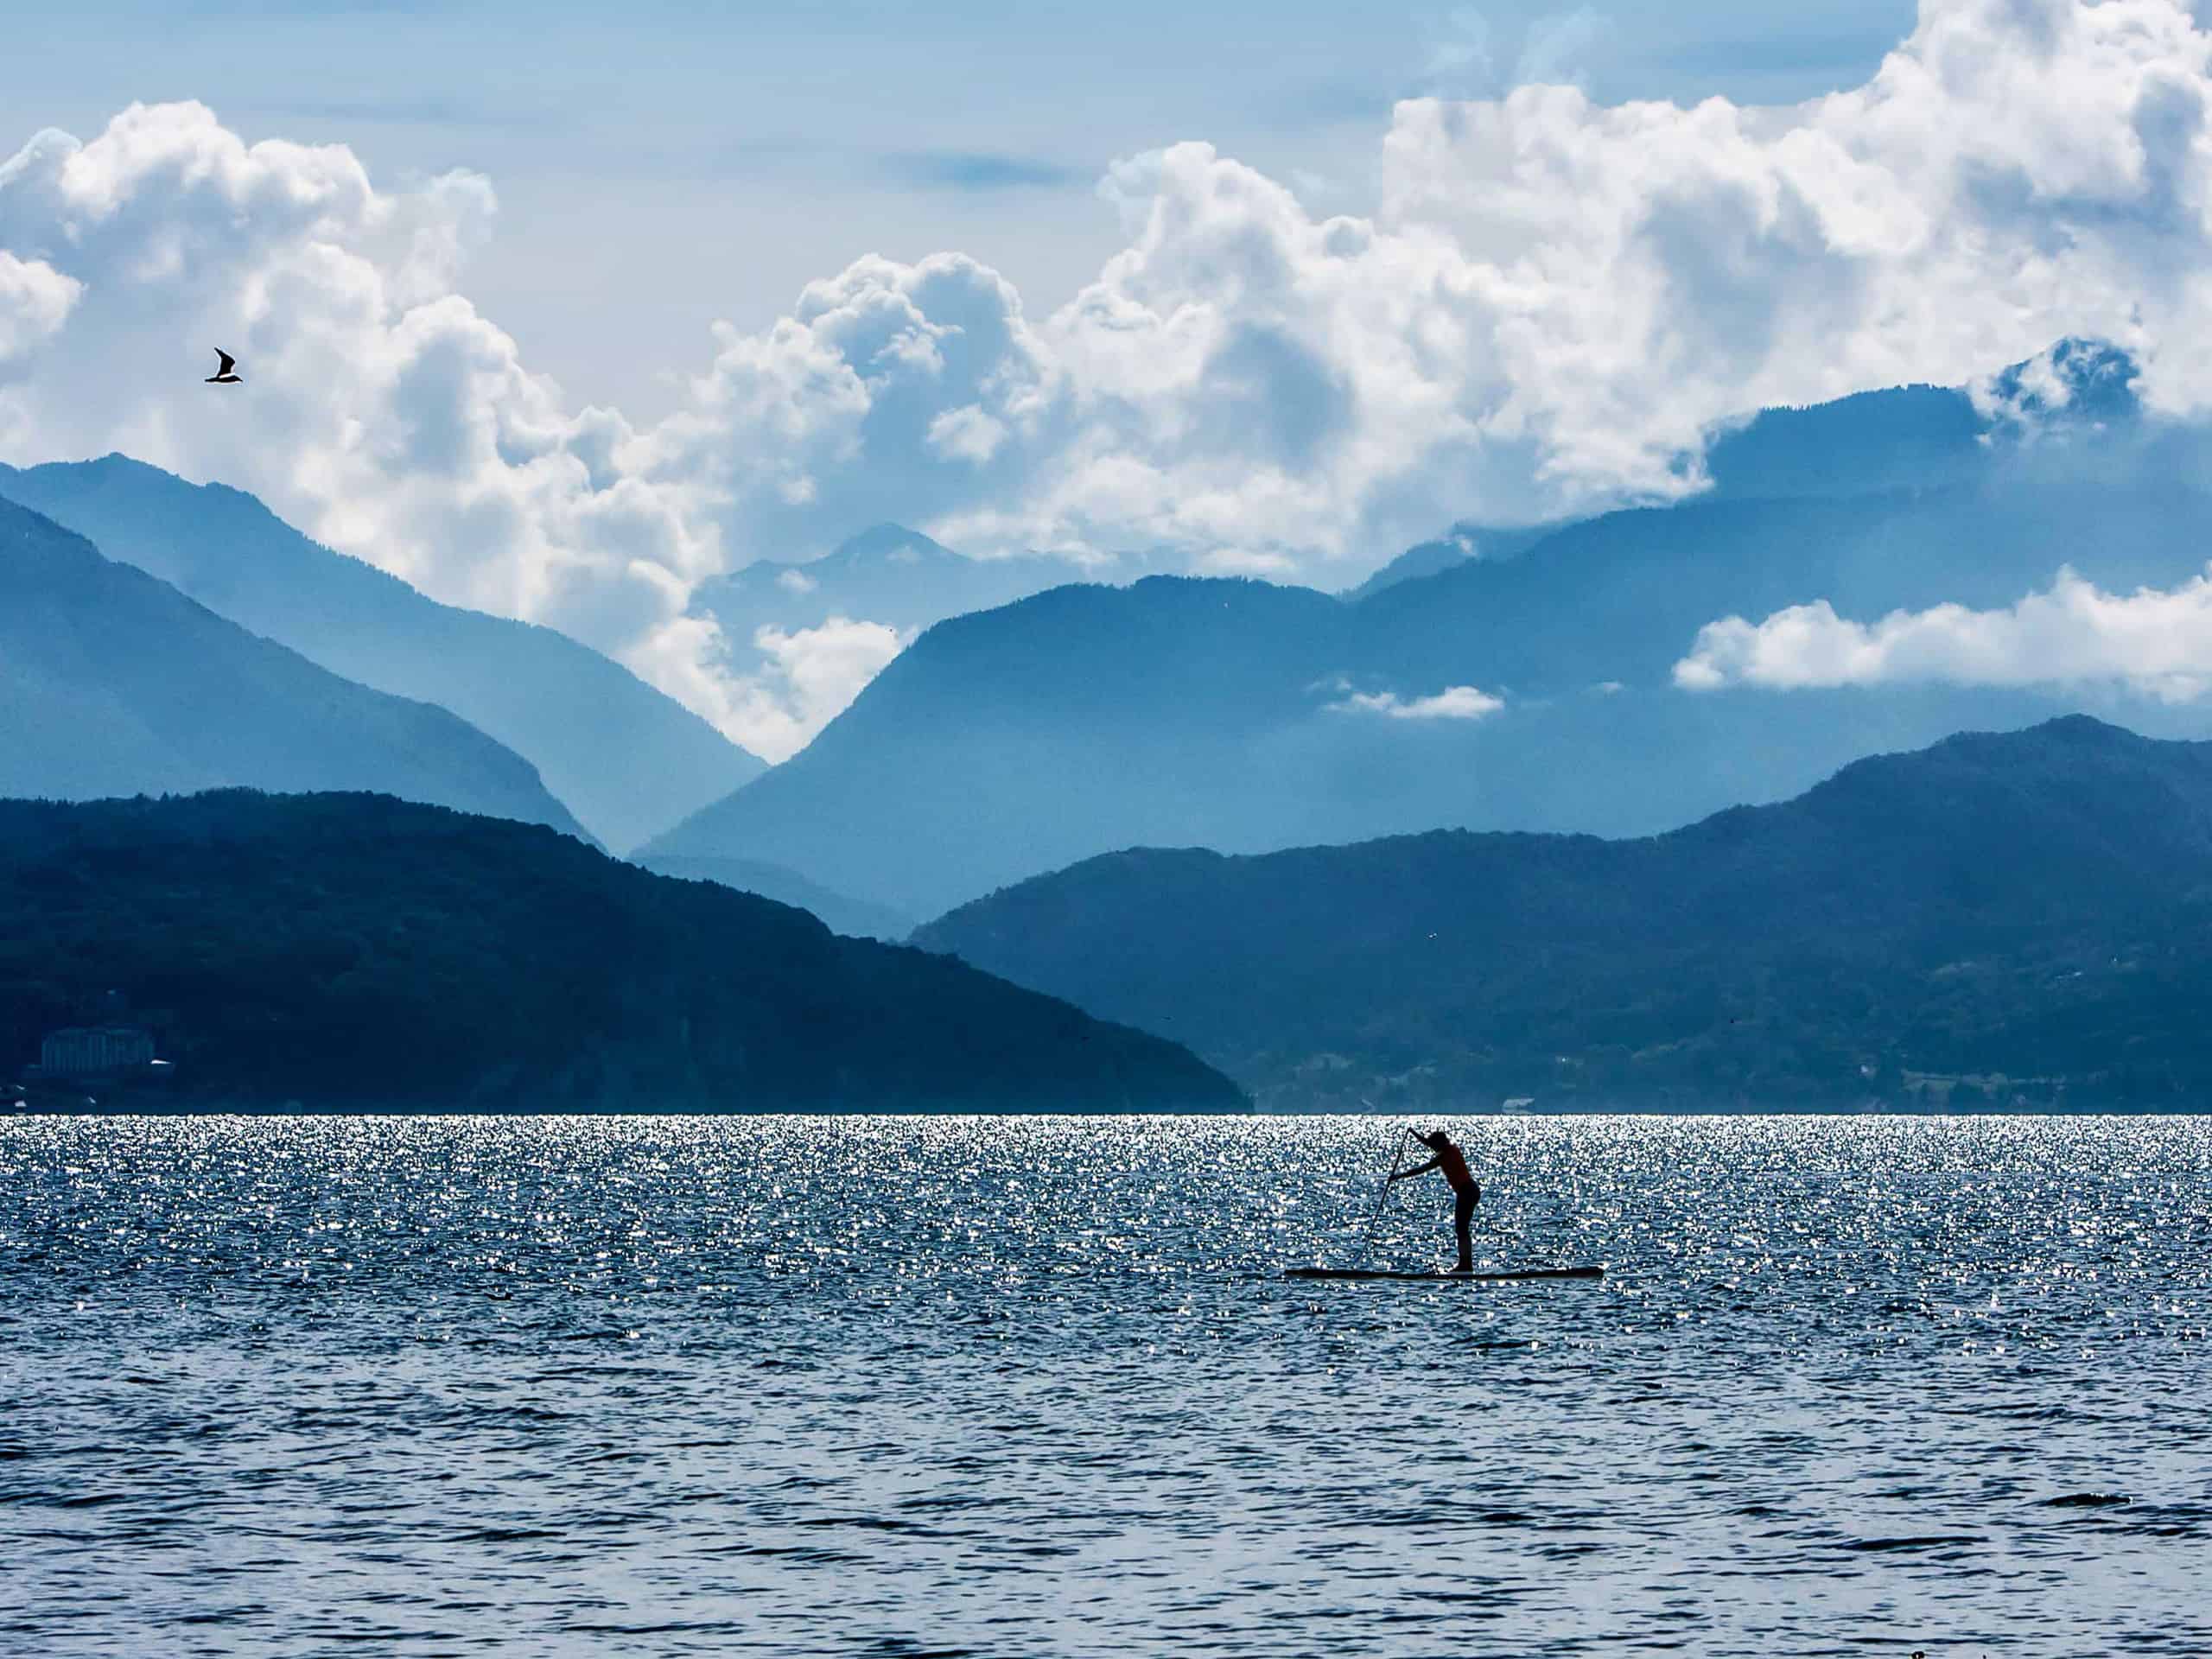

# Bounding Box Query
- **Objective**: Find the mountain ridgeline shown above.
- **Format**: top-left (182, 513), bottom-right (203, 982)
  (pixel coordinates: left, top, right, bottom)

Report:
top-left (632, 855), bottom-right (918, 941)
top-left (0, 457), bottom-right (763, 851)
top-left (645, 343), bottom-right (2209, 918)
top-left (917, 718), bottom-right (2212, 1110)
top-left (0, 791), bottom-right (1243, 1111)
top-left (0, 499), bottom-right (588, 839)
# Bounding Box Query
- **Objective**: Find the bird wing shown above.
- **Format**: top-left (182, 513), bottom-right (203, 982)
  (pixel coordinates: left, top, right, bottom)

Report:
top-left (213, 349), bottom-right (236, 374)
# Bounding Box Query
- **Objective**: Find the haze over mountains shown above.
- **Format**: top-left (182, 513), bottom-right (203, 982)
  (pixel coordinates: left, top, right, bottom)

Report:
top-left (919, 718), bottom-right (2212, 1110)
top-left (648, 343), bottom-right (2212, 918)
top-left (7, 334), bottom-right (2211, 1110)
top-left (0, 457), bottom-right (763, 852)
top-left (1, 500), bottom-right (587, 840)
top-left (7, 339), bottom-right (2209, 1023)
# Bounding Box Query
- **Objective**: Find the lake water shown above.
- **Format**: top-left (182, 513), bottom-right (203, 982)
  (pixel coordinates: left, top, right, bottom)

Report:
top-left (3, 1114), bottom-right (2208, 1657)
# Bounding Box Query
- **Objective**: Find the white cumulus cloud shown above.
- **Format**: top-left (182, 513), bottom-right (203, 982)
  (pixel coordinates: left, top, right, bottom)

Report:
top-left (1330, 684), bottom-right (1506, 720)
top-left (15, 2), bottom-right (2212, 753)
top-left (0, 103), bottom-right (727, 728)
top-left (1675, 565), bottom-right (2212, 702)
top-left (0, 251), bottom-right (79, 368)
top-left (712, 616), bottom-right (913, 761)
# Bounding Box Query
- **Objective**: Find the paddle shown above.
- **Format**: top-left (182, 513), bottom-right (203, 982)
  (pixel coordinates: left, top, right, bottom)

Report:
top-left (1357, 1125), bottom-right (1413, 1263)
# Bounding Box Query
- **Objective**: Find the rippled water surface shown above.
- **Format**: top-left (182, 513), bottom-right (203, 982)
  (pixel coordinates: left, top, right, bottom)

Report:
top-left (4, 1115), bottom-right (2209, 1657)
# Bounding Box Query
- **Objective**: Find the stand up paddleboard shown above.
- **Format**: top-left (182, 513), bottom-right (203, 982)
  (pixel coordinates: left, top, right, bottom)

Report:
top-left (1283, 1266), bottom-right (1604, 1282)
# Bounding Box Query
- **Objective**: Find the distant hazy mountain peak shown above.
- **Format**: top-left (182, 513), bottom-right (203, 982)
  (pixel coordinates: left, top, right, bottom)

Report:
top-left (0, 496), bottom-right (591, 840)
top-left (0, 455), bottom-right (762, 850)
top-left (833, 522), bottom-right (959, 563)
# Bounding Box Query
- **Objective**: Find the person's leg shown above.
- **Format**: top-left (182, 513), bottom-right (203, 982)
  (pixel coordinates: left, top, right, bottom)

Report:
top-left (1453, 1191), bottom-right (1474, 1273)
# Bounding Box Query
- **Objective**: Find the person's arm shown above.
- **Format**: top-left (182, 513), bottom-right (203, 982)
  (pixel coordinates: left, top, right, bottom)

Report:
top-left (1389, 1156), bottom-right (1440, 1184)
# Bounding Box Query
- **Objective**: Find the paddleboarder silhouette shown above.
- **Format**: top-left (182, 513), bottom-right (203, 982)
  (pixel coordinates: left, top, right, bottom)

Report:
top-left (1389, 1129), bottom-right (1482, 1272)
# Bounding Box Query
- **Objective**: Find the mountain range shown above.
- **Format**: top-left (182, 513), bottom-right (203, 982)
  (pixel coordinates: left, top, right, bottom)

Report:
top-left (1, 499), bottom-right (587, 838)
top-left (0, 790), bottom-right (1241, 1111)
top-left (644, 343), bottom-right (2212, 918)
top-left (0, 456), bottom-right (763, 851)
top-left (918, 717), bottom-right (2212, 1110)
top-left (10, 335), bottom-right (2208, 1114)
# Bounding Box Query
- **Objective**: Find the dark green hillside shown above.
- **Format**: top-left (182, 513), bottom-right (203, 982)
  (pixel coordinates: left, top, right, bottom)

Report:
top-left (0, 791), bottom-right (1243, 1112)
top-left (918, 718), bottom-right (2212, 1110)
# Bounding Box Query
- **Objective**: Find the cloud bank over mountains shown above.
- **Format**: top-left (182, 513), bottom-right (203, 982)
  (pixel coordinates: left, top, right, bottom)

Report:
top-left (7, 0), bottom-right (2212, 756)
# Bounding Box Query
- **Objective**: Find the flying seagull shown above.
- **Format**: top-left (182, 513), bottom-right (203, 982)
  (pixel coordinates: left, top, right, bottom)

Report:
top-left (205, 349), bottom-right (242, 385)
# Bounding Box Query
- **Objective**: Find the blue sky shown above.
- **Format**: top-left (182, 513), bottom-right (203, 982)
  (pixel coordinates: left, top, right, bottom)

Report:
top-left (3, 0), bottom-right (1914, 415)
